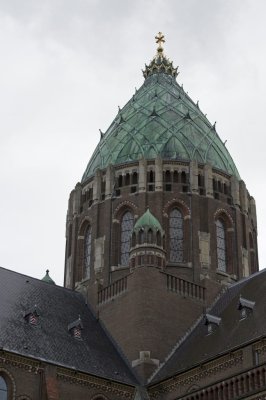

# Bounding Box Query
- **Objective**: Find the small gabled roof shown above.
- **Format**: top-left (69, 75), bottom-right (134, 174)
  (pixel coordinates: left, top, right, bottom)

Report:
top-left (150, 268), bottom-right (266, 384)
top-left (0, 266), bottom-right (138, 386)
top-left (68, 316), bottom-right (84, 331)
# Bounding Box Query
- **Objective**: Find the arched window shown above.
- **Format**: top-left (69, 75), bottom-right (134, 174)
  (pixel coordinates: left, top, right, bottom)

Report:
top-left (181, 171), bottom-right (187, 183)
top-left (148, 170), bottom-right (154, 183)
top-left (165, 170), bottom-right (171, 182)
top-left (131, 232), bottom-right (136, 247)
top-left (121, 211), bottom-right (134, 266)
top-left (216, 219), bottom-right (226, 272)
top-left (125, 173), bottom-right (130, 186)
top-left (138, 229), bottom-right (144, 244)
top-left (132, 172), bottom-right (138, 184)
top-left (156, 231), bottom-right (161, 246)
top-left (169, 209), bottom-right (183, 262)
top-left (84, 226), bottom-right (92, 278)
top-left (147, 229), bottom-right (153, 243)
top-left (0, 376), bottom-right (7, 400)
top-left (173, 170), bottom-right (179, 183)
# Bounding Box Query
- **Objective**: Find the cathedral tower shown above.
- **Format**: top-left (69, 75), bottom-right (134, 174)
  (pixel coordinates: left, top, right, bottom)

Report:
top-left (64, 33), bottom-right (258, 381)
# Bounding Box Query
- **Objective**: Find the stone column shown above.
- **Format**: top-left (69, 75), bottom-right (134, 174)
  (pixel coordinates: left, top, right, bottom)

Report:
top-left (73, 183), bottom-right (82, 215)
top-left (155, 156), bottom-right (163, 191)
top-left (190, 160), bottom-right (198, 194)
top-left (138, 158), bottom-right (147, 192)
top-left (250, 197), bottom-right (257, 229)
top-left (204, 164), bottom-right (213, 197)
top-left (105, 165), bottom-right (114, 199)
top-left (93, 169), bottom-right (101, 202)
top-left (239, 181), bottom-right (248, 214)
top-left (230, 176), bottom-right (240, 207)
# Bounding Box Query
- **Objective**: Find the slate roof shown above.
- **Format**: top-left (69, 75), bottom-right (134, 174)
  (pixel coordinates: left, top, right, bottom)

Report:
top-left (151, 268), bottom-right (266, 384)
top-left (0, 267), bottom-right (138, 386)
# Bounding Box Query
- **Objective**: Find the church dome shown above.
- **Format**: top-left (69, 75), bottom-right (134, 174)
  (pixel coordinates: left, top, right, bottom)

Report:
top-left (82, 34), bottom-right (240, 182)
top-left (133, 209), bottom-right (163, 233)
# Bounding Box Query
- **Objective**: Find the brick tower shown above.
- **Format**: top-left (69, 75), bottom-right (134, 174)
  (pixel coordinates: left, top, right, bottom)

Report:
top-left (64, 32), bottom-right (258, 382)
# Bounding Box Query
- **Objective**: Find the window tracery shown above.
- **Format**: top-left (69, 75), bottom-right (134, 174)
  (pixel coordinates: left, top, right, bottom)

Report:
top-left (169, 208), bottom-right (183, 262)
top-left (84, 225), bottom-right (92, 278)
top-left (216, 219), bottom-right (226, 272)
top-left (121, 211), bottom-right (134, 266)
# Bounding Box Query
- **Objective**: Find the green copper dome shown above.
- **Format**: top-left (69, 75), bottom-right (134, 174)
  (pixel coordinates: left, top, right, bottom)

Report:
top-left (82, 37), bottom-right (240, 182)
top-left (42, 269), bottom-right (55, 285)
top-left (134, 209), bottom-right (163, 232)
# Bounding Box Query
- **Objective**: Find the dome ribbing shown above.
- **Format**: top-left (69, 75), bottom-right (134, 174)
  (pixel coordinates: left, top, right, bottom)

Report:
top-left (82, 35), bottom-right (240, 182)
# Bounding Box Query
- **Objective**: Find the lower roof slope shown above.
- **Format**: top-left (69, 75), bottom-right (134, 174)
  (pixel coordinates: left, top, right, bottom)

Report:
top-left (151, 269), bottom-right (266, 384)
top-left (0, 267), bottom-right (137, 386)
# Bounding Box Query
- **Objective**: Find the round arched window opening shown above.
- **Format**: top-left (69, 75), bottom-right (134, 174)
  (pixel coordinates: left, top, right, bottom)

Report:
top-left (0, 376), bottom-right (7, 400)
top-left (169, 208), bottom-right (183, 263)
top-left (120, 211), bottom-right (134, 266)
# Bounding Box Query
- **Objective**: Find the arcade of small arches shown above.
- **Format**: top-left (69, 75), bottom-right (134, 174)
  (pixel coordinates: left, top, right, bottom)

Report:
top-left (80, 161), bottom-right (237, 208)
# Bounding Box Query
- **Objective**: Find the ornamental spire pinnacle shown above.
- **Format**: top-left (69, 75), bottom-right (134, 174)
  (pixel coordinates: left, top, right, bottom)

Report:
top-left (155, 32), bottom-right (165, 56)
top-left (143, 32), bottom-right (178, 79)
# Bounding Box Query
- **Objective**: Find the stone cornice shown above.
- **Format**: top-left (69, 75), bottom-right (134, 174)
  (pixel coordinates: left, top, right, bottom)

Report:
top-left (253, 338), bottom-right (266, 354)
top-left (149, 350), bottom-right (243, 398)
top-left (57, 367), bottom-right (135, 399)
top-left (0, 350), bottom-right (40, 373)
top-left (0, 351), bottom-right (135, 399)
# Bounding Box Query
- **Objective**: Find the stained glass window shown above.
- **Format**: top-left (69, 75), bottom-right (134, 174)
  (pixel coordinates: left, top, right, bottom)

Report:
top-left (169, 209), bottom-right (183, 262)
top-left (216, 219), bottom-right (226, 272)
top-left (0, 376), bottom-right (7, 400)
top-left (84, 226), bottom-right (92, 279)
top-left (121, 211), bottom-right (134, 266)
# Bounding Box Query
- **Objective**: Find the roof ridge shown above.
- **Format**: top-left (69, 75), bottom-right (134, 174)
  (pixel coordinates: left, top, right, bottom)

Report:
top-left (227, 268), bottom-right (266, 289)
top-left (0, 265), bottom-right (79, 296)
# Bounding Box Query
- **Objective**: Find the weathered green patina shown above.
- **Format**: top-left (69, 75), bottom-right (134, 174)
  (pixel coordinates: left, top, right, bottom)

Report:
top-left (82, 48), bottom-right (240, 182)
top-left (42, 269), bottom-right (55, 285)
top-left (134, 209), bottom-right (163, 232)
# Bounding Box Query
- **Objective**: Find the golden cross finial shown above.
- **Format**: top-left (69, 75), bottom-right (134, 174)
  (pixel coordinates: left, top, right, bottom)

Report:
top-left (155, 32), bottom-right (165, 55)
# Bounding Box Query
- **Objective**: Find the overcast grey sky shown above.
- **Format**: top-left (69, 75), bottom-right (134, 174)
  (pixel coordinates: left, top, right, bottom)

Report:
top-left (0, 0), bottom-right (265, 285)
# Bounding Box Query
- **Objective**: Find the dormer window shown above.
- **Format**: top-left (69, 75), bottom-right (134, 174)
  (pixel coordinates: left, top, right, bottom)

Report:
top-left (238, 296), bottom-right (255, 320)
top-left (24, 307), bottom-right (40, 326)
top-left (68, 316), bottom-right (83, 340)
top-left (73, 326), bottom-right (82, 339)
top-left (205, 313), bottom-right (221, 335)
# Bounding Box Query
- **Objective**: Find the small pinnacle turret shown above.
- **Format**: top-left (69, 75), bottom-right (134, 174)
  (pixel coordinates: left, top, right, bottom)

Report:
top-left (42, 269), bottom-right (55, 285)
